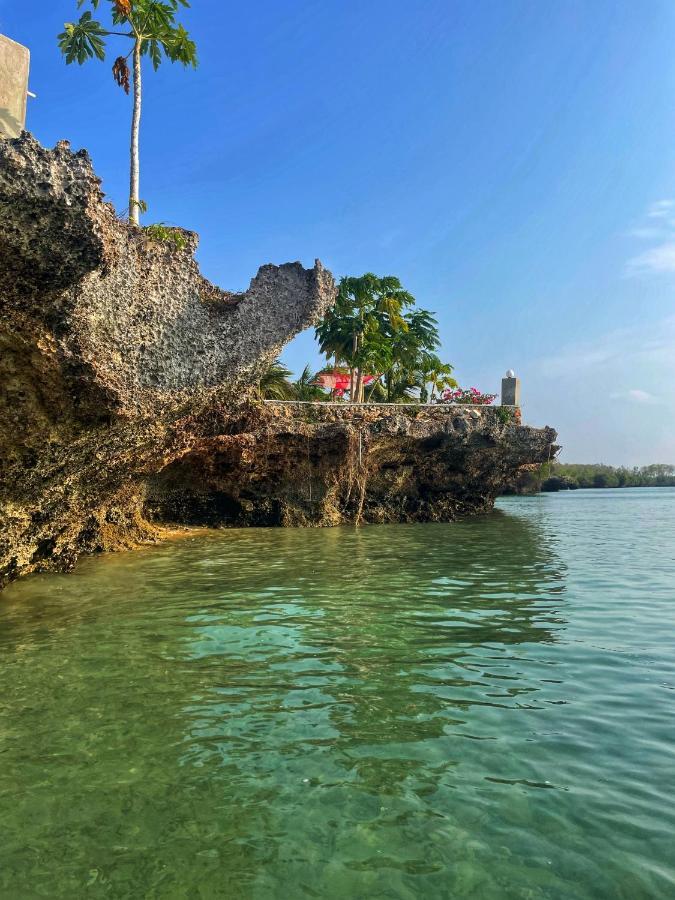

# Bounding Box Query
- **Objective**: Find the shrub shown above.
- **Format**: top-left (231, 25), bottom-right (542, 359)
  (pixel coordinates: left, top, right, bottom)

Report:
top-left (144, 223), bottom-right (188, 250)
top-left (439, 387), bottom-right (497, 405)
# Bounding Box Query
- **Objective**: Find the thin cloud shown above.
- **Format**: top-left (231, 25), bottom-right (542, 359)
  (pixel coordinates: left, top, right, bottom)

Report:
top-left (626, 226), bottom-right (664, 240)
top-left (537, 316), bottom-right (675, 379)
top-left (647, 199), bottom-right (674, 219)
top-left (625, 200), bottom-right (675, 275)
top-left (610, 388), bottom-right (661, 405)
top-left (626, 241), bottom-right (675, 275)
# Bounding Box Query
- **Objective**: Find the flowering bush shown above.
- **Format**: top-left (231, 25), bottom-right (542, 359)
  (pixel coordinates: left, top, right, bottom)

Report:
top-left (439, 387), bottom-right (497, 405)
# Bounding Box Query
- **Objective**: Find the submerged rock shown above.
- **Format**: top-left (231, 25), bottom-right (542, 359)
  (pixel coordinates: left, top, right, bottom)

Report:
top-left (0, 133), bottom-right (557, 588)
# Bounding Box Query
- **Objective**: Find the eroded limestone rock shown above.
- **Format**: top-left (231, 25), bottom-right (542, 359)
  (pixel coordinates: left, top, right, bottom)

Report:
top-left (145, 403), bottom-right (558, 527)
top-left (0, 134), bottom-right (335, 585)
top-left (0, 133), bottom-right (558, 589)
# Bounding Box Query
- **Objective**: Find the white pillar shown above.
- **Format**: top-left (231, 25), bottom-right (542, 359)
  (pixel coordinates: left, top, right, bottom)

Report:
top-left (501, 370), bottom-right (521, 406)
top-left (0, 34), bottom-right (30, 139)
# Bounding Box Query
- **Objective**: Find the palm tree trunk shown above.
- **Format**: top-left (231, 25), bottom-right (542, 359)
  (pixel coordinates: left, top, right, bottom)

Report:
top-left (365, 378), bottom-right (380, 403)
top-left (349, 332), bottom-right (359, 401)
top-left (129, 40), bottom-right (142, 224)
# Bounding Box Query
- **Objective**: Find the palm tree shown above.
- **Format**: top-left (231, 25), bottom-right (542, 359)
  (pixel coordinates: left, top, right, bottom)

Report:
top-left (294, 366), bottom-right (327, 401)
top-left (258, 360), bottom-right (295, 400)
top-left (59, 1), bottom-right (197, 224)
top-left (380, 309), bottom-right (441, 402)
top-left (316, 274), bottom-right (414, 402)
top-left (418, 355), bottom-right (457, 402)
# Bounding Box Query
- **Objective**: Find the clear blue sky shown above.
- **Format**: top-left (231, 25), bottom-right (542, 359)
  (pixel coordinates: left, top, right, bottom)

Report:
top-left (3, 0), bottom-right (675, 465)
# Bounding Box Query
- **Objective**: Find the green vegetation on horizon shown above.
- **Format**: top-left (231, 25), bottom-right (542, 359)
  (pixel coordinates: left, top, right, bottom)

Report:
top-left (58, 0), bottom-right (197, 224)
top-left (541, 462), bottom-right (675, 490)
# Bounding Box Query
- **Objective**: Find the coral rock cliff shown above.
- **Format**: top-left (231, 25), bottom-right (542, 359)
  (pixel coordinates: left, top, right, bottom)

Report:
top-left (0, 134), bottom-right (557, 587)
top-left (146, 402), bottom-right (556, 527)
top-left (0, 134), bottom-right (335, 586)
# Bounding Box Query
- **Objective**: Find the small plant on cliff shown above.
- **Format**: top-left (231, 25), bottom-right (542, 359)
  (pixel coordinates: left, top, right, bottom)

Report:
top-left (496, 406), bottom-right (514, 425)
top-left (58, 1), bottom-right (197, 225)
top-left (144, 222), bottom-right (188, 249)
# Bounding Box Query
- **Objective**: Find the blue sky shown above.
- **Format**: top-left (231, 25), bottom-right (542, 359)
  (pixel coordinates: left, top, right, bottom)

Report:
top-left (3, 0), bottom-right (675, 465)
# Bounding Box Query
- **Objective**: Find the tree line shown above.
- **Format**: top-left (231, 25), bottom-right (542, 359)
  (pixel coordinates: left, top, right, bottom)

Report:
top-left (541, 463), bottom-right (675, 491)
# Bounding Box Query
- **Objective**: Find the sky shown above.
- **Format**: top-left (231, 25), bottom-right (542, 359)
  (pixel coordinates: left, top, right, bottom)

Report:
top-left (2, 0), bottom-right (675, 465)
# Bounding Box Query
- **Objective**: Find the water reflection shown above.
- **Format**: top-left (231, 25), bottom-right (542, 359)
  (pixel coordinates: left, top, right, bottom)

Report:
top-left (182, 512), bottom-right (567, 753)
top-left (1, 513), bottom-right (566, 895)
top-left (3, 495), bottom-right (674, 898)
top-left (170, 513), bottom-right (567, 895)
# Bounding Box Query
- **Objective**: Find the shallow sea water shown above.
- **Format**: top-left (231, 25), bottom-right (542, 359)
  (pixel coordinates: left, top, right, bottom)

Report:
top-left (1, 488), bottom-right (674, 899)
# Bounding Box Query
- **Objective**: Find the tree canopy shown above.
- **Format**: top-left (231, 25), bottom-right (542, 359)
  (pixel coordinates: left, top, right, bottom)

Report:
top-left (59, 1), bottom-right (196, 70)
top-left (58, 1), bottom-right (197, 222)
top-left (315, 273), bottom-right (454, 403)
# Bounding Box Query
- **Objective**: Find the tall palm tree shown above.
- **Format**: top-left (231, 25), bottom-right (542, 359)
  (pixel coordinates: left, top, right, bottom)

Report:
top-left (316, 274), bottom-right (414, 402)
top-left (59, 1), bottom-right (197, 223)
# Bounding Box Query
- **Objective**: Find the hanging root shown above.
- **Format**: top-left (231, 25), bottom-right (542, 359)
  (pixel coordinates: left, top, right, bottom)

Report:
top-left (353, 427), bottom-right (370, 526)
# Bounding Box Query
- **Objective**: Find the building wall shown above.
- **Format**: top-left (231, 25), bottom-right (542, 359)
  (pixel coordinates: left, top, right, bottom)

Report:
top-left (0, 34), bottom-right (30, 139)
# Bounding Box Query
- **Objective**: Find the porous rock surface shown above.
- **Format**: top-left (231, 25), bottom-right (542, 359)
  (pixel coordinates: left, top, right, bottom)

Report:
top-left (0, 134), bottom-right (557, 588)
top-left (145, 403), bottom-right (557, 527)
top-left (0, 134), bottom-right (335, 586)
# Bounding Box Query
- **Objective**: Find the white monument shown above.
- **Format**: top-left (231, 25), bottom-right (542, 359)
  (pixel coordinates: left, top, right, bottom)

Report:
top-left (0, 34), bottom-right (30, 139)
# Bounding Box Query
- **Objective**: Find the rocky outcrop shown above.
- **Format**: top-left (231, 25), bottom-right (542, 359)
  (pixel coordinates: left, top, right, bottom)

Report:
top-left (145, 403), bottom-right (557, 527)
top-left (0, 134), bottom-right (335, 586)
top-left (0, 134), bottom-right (558, 588)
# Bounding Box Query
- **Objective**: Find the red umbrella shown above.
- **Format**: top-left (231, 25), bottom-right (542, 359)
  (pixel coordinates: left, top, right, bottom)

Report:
top-left (314, 372), bottom-right (377, 397)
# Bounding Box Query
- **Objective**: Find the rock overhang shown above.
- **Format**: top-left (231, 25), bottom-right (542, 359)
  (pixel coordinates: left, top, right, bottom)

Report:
top-left (0, 133), bottom-right (557, 587)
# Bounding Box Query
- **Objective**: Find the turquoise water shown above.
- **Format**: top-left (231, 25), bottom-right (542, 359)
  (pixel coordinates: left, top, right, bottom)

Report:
top-left (1, 488), bottom-right (674, 899)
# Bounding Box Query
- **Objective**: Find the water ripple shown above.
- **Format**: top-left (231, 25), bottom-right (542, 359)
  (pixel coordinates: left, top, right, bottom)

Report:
top-left (1, 489), bottom-right (674, 898)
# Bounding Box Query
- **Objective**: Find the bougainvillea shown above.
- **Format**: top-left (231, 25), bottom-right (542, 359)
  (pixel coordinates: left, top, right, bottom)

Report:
top-left (439, 387), bottom-right (497, 406)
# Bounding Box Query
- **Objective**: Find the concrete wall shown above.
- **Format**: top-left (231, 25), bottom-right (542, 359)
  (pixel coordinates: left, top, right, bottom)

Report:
top-left (0, 34), bottom-right (30, 139)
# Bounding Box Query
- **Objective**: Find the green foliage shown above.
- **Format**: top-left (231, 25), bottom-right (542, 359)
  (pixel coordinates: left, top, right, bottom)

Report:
top-left (315, 273), bottom-right (453, 403)
top-left (293, 366), bottom-right (328, 401)
top-left (256, 363), bottom-right (332, 402)
top-left (496, 406), bottom-right (513, 425)
top-left (60, 1), bottom-right (197, 71)
top-left (416, 353), bottom-right (457, 402)
top-left (257, 360), bottom-right (296, 401)
top-left (541, 463), bottom-right (675, 491)
top-left (143, 222), bottom-right (187, 249)
top-left (59, 11), bottom-right (107, 64)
